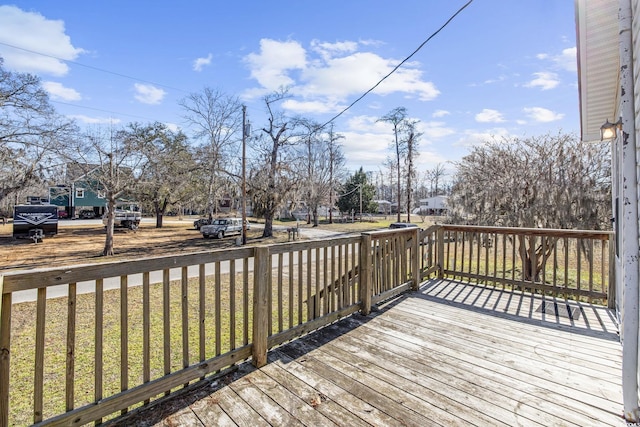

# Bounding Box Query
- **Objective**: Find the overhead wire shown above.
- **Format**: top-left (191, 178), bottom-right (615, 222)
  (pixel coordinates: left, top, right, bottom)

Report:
top-left (0, 41), bottom-right (191, 123)
top-left (50, 100), bottom-right (162, 122)
top-left (318, 0), bottom-right (474, 130)
top-left (0, 41), bottom-right (188, 93)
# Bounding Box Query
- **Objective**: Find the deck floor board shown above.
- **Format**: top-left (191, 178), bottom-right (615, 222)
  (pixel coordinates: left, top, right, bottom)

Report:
top-left (108, 279), bottom-right (624, 427)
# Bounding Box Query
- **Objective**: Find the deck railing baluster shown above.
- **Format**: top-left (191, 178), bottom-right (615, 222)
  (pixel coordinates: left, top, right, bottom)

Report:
top-left (162, 269), bottom-right (170, 395)
top-left (298, 250), bottom-right (303, 325)
top-left (181, 267), bottom-right (189, 386)
top-left (229, 262), bottom-right (235, 351)
top-left (589, 240), bottom-right (593, 303)
top-left (199, 264), bottom-right (206, 362)
top-left (33, 287), bottom-right (46, 423)
top-left (577, 238), bottom-right (582, 296)
top-left (0, 281), bottom-right (10, 427)
top-left (289, 251), bottom-right (294, 329)
top-left (215, 262), bottom-right (222, 354)
top-left (142, 272), bottom-right (150, 405)
top-left (278, 253), bottom-right (283, 332)
top-left (66, 282), bottom-right (77, 412)
top-left (120, 276), bottom-right (129, 410)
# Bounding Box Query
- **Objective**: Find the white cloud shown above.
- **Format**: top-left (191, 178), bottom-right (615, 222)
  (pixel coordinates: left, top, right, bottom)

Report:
top-left (482, 75), bottom-right (507, 85)
top-left (415, 149), bottom-right (450, 169)
top-left (420, 121), bottom-right (455, 139)
top-left (310, 40), bottom-right (358, 60)
top-left (346, 115), bottom-right (392, 134)
top-left (556, 47), bottom-right (577, 72)
top-left (475, 109), bottom-right (505, 123)
top-left (165, 123), bottom-right (180, 132)
top-left (454, 129), bottom-right (511, 148)
top-left (341, 130), bottom-right (392, 170)
top-left (523, 107), bottom-right (564, 122)
top-left (193, 53), bottom-right (213, 72)
top-left (243, 38), bottom-right (440, 113)
top-left (299, 52), bottom-right (439, 101)
top-left (0, 5), bottom-right (84, 76)
top-left (538, 47), bottom-right (577, 72)
top-left (244, 39), bottom-right (306, 92)
top-left (525, 71), bottom-right (560, 90)
top-left (42, 81), bottom-right (81, 101)
top-left (432, 110), bottom-right (450, 118)
top-left (336, 115), bottom-right (398, 170)
top-left (68, 115), bottom-right (121, 125)
top-left (281, 99), bottom-right (345, 114)
top-left (133, 83), bottom-right (166, 104)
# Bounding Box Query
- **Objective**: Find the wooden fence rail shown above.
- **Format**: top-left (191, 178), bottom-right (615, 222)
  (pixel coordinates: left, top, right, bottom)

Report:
top-left (418, 225), bottom-right (614, 306)
top-left (0, 225), bottom-right (612, 426)
top-left (0, 228), bottom-right (420, 426)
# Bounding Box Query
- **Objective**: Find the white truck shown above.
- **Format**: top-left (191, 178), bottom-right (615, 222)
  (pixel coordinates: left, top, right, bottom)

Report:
top-left (103, 208), bottom-right (142, 230)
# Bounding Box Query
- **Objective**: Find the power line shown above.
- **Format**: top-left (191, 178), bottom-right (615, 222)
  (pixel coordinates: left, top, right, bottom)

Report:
top-left (319, 0), bottom-right (474, 130)
top-left (0, 41), bottom-right (188, 93)
top-left (51, 100), bottom-right (162, 122)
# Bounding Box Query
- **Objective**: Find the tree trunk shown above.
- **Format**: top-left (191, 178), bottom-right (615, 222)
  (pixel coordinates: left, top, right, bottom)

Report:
top-left (103, 197), bottom-right (116, 256)
top-left (262, 211), bottom-right (273, 238)
top-left (517, 235), bottom-right (556, 282)
top-left (154, 198), bottom-right (168, 228)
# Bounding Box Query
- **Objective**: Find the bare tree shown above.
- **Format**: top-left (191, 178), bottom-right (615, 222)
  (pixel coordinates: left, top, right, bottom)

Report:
top-left (250, 91), bottom-right (300, 238)
top-left (296, 121), bottom-right (346, 226)
top-left (64, 124), bottom-right (154, 256)
top-left (0, 58), bottom-right (76, 211)
top-left (180, 88), bottom-right (242, 216)
top-left (449, 132), bottom-right (611, 280)
top-left (426, 163), bottom-right (447, 197)
top-left (404, 120), bottom-right (420, 222)
top-left (326, 124), bottom-right (345, 223)
top-left (131, 123), bottom-right (196, 228)
top-left (378, 107), bottom-right (407, 222)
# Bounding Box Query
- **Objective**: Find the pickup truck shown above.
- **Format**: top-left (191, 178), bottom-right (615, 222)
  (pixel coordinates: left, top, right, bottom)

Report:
top-left (103, 209), bottom-right (142, 230)
top-left (193, 217), bottom-right (212, 230)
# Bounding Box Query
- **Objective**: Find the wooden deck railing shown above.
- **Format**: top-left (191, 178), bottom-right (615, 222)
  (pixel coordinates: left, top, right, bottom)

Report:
top-left (418, 225), bottom-right (614, 306)
top-left (0, 225), bottom-right (613, 426)
top-left (0, 227), bottom-right (420, 426)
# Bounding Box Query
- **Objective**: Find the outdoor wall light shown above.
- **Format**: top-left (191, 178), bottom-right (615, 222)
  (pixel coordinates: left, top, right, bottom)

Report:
top-left (601, 118), bottom-right (622, 141)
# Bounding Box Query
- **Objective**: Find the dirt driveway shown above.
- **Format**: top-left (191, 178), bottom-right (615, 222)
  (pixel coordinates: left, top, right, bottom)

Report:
top-left (0, 219), bottom-right (275, 271)
top-left (1, 216), bottom-right (427, 271)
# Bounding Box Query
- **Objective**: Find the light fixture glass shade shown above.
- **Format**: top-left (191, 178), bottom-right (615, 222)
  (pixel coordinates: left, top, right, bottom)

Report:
top-left (601, 118), bottom-right (622, 141)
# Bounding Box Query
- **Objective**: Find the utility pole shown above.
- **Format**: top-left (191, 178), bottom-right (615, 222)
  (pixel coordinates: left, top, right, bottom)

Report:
top-left (241, 105), bottom-right (247, 245)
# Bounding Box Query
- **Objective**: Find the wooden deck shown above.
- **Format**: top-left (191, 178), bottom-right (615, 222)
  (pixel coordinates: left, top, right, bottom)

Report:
top-left (108, 279), bottom-right (623, 426)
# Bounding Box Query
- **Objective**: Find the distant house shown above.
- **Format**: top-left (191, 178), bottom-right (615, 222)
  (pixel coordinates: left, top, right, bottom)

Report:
top-left (373, 200), bottom-right (392, 215)
top-left (49, 163), bottom-right (137, 219)
top-left (416, 196), bottom-right (448, 215)
top-left (49, 183), bottom-right (107, 219)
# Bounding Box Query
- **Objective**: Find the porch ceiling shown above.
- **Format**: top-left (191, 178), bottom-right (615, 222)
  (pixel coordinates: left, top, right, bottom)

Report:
top-left (575, 0), bottom-right (620, 143)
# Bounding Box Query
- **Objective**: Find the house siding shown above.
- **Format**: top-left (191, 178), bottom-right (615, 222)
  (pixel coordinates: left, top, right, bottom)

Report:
top-left (634, 0), bottom-right (640, 255)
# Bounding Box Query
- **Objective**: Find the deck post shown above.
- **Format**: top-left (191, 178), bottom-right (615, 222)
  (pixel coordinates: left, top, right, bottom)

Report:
top-left (617, 0), bottom-right (640, 420)
top-left (436, 227), bottom-right (445, 279)
top-left (608, 235), bottom-right (616, 309)
top-left (252, 246), bottom-right (269, 368)
top-left (360, 233), bottom-right (372, 315)
top-left (411, 227), bottom-right (420, 291)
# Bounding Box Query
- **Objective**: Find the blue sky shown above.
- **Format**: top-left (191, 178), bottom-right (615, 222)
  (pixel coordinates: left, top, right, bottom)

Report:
top-left (0, 1), bottom-right (578, 178)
